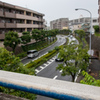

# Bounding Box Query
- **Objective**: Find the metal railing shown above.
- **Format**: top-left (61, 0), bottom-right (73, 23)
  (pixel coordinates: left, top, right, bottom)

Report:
top-left (0, 70), bottom-right (100, 100)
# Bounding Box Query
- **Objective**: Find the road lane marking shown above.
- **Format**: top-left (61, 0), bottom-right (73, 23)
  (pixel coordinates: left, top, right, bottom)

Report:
top-left (50, 59), bottom-right (54, 62)
top-left (53, 76), bottom-right (58, 80)
top-left (74, 69), bottom-right (81, 82)
top-left (35, 69), bottom-right (39, 73)
top-left (40, 66), bottom-right (44, 69)
top-left (60, 70), bottom-right (62, 73)
top-left (47, 61), bottom-right (51, 64)
top-left (44, 64), bottom-right (48, 67)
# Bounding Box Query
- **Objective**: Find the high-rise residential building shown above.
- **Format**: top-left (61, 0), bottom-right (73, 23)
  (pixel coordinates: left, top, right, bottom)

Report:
top-left (0, 1), bottom-right (45, 41)
top-left (50, 18), bottom-right (69, 30)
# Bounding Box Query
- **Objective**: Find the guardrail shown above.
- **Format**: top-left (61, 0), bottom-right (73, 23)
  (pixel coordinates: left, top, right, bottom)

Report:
top-left (0, 70), bottom-right (100, 100)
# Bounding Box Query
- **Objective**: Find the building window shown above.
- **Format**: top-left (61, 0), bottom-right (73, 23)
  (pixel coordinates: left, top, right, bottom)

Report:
top-left (26, 11), bottom-right (31, 16)
top-left (0, 6), bottom-right (3, 11)
top-left (93, 19), bottom-right (97, 23)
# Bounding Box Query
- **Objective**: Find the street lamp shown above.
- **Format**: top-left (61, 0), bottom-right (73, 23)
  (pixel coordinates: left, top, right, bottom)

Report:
top-left (75, 8), bottom-right (92, 63)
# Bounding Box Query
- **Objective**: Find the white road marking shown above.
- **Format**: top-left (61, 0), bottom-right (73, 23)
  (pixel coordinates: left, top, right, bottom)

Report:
top-left (40, 66), bottom-right (44, 69)
top-left (35, 58), bottom-right (55, 74)
top-left (35, 69), bottom-right (39, 73)
top-left (60, 70), bottom-right (62, 73)
top-left (50, 59), bottom-right (54, 62)
top-left (47, 61), bottom-right (51, 64)
top-left (44, 64), bottom-right (48, 67)
top-left (53, 76), bottom-right (58, 80)
top-left (74, 69), bottom-right (81, 82)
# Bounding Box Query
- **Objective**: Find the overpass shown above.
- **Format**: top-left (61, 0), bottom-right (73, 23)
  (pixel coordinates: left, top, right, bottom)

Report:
top-left (0, 70), bottom-right (100, 100)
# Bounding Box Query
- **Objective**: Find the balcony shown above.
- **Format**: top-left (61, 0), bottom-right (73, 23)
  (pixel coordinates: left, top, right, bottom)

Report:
top-left (38, 18), bottom-right (44, 22)
top-left (0, 70), bottom-right (100, 100)
top-left (38, 25), bottom-right (44, 28)
top-left (4, 12), bottom-right (16, 18)
top-left (6, 23), bottom-right (16, 28)
top-left (0, 11), bottom-right (4, 17)
top-left (0, 23), bottom-right (5, 28)
top-left (16, 14), bottom-right (34, 20)
top-left (16, 23), bottom-right (39, 28)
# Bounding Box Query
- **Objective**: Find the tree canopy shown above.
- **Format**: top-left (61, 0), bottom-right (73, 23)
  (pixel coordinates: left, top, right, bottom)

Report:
top-left (56, 40), bottom-right (89, 82)
top-left (21, 31), bottom-right (31, 45)
top-left (0, 47), bottom-right (36, 99)
top-left (93, 25), bottom-right (99, 33)
top-left (74, 30), bottom-right (86, 39)
top-left (4, 31), bottom-right (20, 53)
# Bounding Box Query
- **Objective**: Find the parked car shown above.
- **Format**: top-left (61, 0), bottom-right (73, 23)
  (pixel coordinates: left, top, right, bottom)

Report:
top-left (27, 50), bottom-right (39, 58)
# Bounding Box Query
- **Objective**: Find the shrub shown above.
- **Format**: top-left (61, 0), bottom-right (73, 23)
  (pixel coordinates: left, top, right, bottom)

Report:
top-left (48, 50), bottom-right (53, 53)
top-left (17, 52), bottom-right (27, 58)
top-left (54, 46), bottom-right (60, 51)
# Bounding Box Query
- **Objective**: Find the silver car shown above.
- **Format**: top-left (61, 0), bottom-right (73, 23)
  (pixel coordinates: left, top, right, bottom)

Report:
top-left (27, 50), bottom-right (39, 58)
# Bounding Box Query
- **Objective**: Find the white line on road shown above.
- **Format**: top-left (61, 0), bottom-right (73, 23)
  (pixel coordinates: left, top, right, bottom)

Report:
top-left (47, 61), bottom-right (51, 64)
top-left (35, 69), bottom-right (39, 73)
top-left (74, 69), bottom-right (81, 82)
top-left (50, 59), bottom-right (54, 62)
top-left (53, 76), bottom-right (58, 80)
top-left (44, 64), bottom-right (48, 67)
top-left (59, 70), bottom-right (62, 73)
top-left (40, 66), bottom-right (44, 69)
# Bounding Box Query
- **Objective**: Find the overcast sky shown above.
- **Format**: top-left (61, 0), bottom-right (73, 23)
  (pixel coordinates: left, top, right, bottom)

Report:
top-left (1, 0), bottom-right (98, 26)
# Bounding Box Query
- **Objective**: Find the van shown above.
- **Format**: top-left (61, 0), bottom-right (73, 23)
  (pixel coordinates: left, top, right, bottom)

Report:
top-left (27, 50), bottom-right (39, 58)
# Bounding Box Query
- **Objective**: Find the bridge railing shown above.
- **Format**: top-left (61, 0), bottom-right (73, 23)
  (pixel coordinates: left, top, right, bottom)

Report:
top-left (0, 70), bottom-right (100, 100)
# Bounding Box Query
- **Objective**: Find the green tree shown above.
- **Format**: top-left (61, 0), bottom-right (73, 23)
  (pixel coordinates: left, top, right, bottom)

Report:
top-left (32, 29), bottom-right (41, 42)
top-left (75, 30), bottom-right (86, 39)
top-left (0, 47), bottom-right (27, 73)
top-left (40, 30), bottom-right (46, 41)
top-left (0, 47), bottom-right (36, 99)
top-left (21, 31), bottom-right (31, 45)
top-left (56, 41), bottom-right (89, 82)
top-left (93, 25), bottom-right (99, 33)
top-left (4, 31), bottom-right (20, 53)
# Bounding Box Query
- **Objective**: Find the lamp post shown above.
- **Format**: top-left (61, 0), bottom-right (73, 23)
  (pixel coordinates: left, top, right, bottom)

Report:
top-left (75, 8), bottom-right (92, 63)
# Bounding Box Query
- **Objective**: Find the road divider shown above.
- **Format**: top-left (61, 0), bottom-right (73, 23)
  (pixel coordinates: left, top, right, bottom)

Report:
top-left (53, 76), bottom-right (58, 80)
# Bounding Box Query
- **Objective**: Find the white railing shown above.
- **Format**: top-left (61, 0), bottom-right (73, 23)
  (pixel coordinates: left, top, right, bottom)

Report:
top-left (0, 70), bottom-right (100, 100)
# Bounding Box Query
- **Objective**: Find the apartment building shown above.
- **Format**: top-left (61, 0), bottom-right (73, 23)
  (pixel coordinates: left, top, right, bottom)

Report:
top-left (69, 17), bottom-right (98, 33)
top-left (50, 18), bottom-right (69, 30)
top-left (0, 1), bottom-right (45, 40)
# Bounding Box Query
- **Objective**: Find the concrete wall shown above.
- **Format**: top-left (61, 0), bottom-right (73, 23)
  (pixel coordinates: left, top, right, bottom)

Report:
top-left (0, 70), bottom-right (100, 100)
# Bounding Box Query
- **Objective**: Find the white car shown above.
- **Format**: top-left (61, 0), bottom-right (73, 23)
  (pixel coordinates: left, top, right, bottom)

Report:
top-left (27, 50), bottom-right (39, 58)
